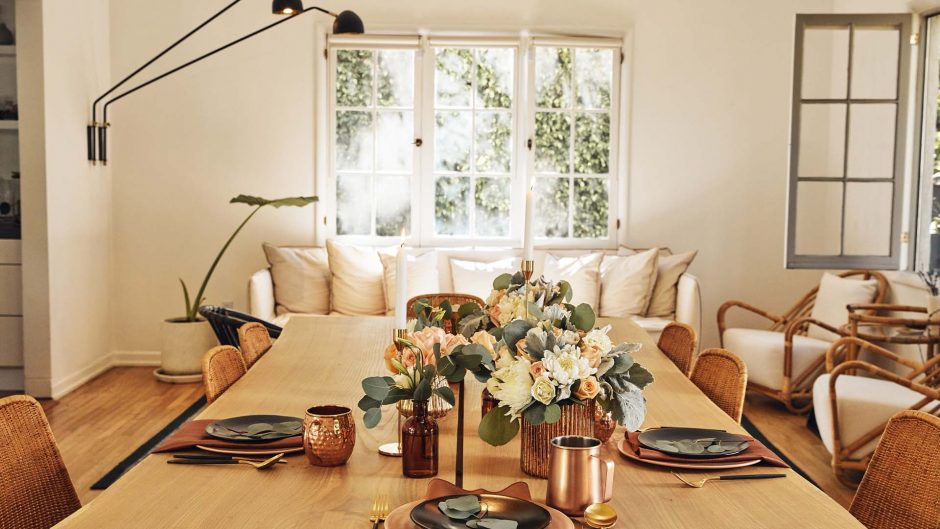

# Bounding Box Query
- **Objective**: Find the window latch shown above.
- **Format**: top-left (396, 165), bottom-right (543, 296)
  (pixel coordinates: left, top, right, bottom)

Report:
top-left (413, 138), bottom-right (423, 147)
top-left (527, 138), bottom-right (533, 150)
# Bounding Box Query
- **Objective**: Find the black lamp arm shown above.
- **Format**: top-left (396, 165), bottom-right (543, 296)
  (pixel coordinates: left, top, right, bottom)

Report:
top-left (98, 5), bottom-right (331, 164)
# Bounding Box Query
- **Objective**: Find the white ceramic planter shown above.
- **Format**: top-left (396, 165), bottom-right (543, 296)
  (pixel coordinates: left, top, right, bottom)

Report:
top-left (160, 318), bottom-right (219, 376)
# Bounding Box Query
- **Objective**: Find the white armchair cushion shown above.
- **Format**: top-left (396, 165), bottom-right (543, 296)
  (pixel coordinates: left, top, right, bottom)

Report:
top-left (262, 243), bottom-right (330, 316)
top-left (808, 273), bottom-right (880, 341)
top-left (722, 328), bottom-right (829, 391)
top-left (378, 250), bottom-right (441, 315)
top-left (645, 250), bottom-right (697, 317)
top-left (326, 240), bottom-right (389, 315)
top-left (813, 373), bottom-right (939, 458)
top-left (450, 257), bottom-right (519, 301)
top-left (543, 252), bottom-right (603, 307)
top-left (598, 249), bottom-right (659, 317)
top-left (248, 268), bottom-right (277, 322)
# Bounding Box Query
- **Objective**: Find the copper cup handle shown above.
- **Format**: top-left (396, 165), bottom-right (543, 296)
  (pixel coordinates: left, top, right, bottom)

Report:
top-left (592, 455), bottom-right (615, 502)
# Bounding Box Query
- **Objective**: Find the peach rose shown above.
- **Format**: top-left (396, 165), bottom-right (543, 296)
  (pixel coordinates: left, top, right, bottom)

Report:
top-left (401, 349), bottom-right (417, 368)
top-left (441, 333), bottom-right (469, 355)
top-left (575, 376), bottom-right (600, 400)
top-left (530, 361), bottom-right (545, 378)
top-left (384, 343), bottom-right (399, 374)
top-left (580, 344), bottom-right (603, 369)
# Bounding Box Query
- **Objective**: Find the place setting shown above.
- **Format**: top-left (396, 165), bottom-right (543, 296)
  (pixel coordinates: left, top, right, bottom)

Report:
top-left (617, 425), bottom-right (790, 471)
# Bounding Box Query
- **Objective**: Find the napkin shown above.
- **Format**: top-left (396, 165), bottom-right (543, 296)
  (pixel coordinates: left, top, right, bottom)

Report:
top-left (153, 419), bottom-right (304, 453)
top-left (624, 432), bottom-right (789, 467)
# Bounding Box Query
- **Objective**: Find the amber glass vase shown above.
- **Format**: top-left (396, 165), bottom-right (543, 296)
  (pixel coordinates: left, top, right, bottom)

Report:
top-left (402, 399), bottom-right (438, 478)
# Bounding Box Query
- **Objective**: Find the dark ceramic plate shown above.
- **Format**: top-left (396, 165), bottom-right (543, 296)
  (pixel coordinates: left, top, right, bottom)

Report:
top-left (205, 415), bottom-right (303, 443)
top-left (638, 427), bottom-right (750, 459)
top-left (411, 494), bottom-right (551, 529)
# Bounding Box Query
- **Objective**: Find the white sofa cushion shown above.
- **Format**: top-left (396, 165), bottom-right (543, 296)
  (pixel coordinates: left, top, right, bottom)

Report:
top-left (450, 257), bottom-right (519, 301)
top-left (599, 249), bottom-right (659, 317)
top-left (646, 250), bottom-right (697, 317)
top-left (808, 273), bottom-right (880, 341)
top-left (326, 240), bottom-right (388, 315)
top-left (378, 250), bottom-right (441, 315)
top-left (723, 328), bottom-right (829, 391)
top-left (543, 252), bottom-right (603, 307)
top-left (262, 243), bottom-right (330, 315)
top-left (813, 373), bottom-right (939, 458)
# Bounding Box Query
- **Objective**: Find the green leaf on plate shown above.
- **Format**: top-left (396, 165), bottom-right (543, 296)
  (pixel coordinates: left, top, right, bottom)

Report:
top-left (246, 423), bottom-right (274, 436)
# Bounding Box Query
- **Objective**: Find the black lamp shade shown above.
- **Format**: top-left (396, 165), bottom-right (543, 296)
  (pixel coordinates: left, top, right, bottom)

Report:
top-left (333, 10), bottom-right (364, 34)
top-left (272, 0), bottom-right (303, 15)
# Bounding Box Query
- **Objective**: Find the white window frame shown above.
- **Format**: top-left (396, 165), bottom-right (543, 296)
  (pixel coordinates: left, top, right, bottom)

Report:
top-left (316, 30), bottom-right (624, 249)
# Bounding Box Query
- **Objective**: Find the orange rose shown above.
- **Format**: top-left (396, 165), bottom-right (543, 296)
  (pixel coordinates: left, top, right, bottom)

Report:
top-left (580, 344), bottom-right (603, 369)
top-left (401, 349), bottom-right (417, 368)
top-left (530, 361), bottom-right (545, 378)
top-left (383, 343), bottom-right (399, 374)
top-left (575, 376), bottom-right (600, 400)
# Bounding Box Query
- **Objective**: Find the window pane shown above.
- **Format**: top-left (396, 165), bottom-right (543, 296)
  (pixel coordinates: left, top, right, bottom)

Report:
top-left (436, 48), bottom-right (473, 107)
top-left (336, 49), bottom-right (373, 107)
top-left (846, 103), bottom-right (896, 179)
top-left (337, 174), bottom-right (372, 235)
top-left (535, 177), bottom-right (570, 237)
top-left (573, 178), bottom-right (608, 238)
top-left (474, 177), bottom-right (510, 236)
top-left (794, 181), bottom-right (843, 255)
top-left (798, 103), bottom-right (846, 177)
top-left (335, 111), bottom-right (373, 171)
top-left (435, 176), bottom-right (470, 235)
top-left (844, 182), bottom-right (892, 256)
top-left (475, 111), bottom-right (512, 173)
top-left (376, 50), bottom-right (414, 107)
top-left (574, 113), bottom-right (610, 174)
top-left (476, 48), bottom-right (513, 109)
top-left (801, 27), bottom-right (849, 99)
top-left (575, 49), bottom-right (613, 109)
top-left (536, 47), bottom-right (571, 109)
top-left (851, 27), bottom-right (899, 100)
top-left (435, 111), bottom-right (472, 172)
top-left (375, 175), bottom-right (411, 236)
top-left (535, 112), bottom-right (571, 173)
top-left (376, 111), bottom-right (413, 172)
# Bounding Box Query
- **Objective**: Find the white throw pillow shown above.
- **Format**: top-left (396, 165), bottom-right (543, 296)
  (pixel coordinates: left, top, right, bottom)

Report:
top-left (262, 243), bottom-right (331, 315)
top-left (543, 252), bottom-right (603, 307)
top-left (450, 257), bottom-right (520, 301)
top-left (598, 249), bottom-right (659, 317)
top-left (808, 273), bottom-right (880, 341)
top-left (326, 240), bottom-right (388, 315)
top-left (379, 250), bottom-right (441, 315)
top-left (645, 250), bottom-right (697, 317)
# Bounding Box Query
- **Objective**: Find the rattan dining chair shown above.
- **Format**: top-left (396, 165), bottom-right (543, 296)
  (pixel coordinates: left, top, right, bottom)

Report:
top-left (718, 270), bottom-right (887, 413)
top-left (238, 322), bottom-right (273, 369)
top-left (0, 395), bottom-right (80, 529)
top-left (199, 305), bottom-right (282, 348)
top-left (849, 410), bottom-right (940, 529)
top-left (203, 345), bottom-right (247, 403)
top-left (657, 322), bottom-right (698, 376)
top-left (689, 348), bottom-right (748, 423)
top-left (406, 293), bottom-right (486, 317)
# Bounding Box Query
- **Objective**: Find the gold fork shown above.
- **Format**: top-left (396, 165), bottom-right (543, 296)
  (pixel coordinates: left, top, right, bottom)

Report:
top-left (671, 472), bottom-right (786, 488)
top-left (369, 494), bottom-right (389, 529)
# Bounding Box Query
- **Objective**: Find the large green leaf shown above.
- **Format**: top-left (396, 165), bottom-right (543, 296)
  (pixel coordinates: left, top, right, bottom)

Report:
top-left (570, 303), bottom-right (596, 331)
top-left (457, 302), bottom-right (482, 318)
top-left (413, 377), bottom-right (432, 402)
top-left (229, 195), bottom-right (318, 208)
top-left (543, 403), bottom-right (562, 423)
top-left (435, 386), bottom-right (456, 406)
top-left (363, 407), bottom-right (382, 429)
top-left (626, 362), bottom-right (654, 390)
top-left (523, 403), bottom-right (546, 425)
top-left (479, 406), bottom-right (520, 446)
top-left (492, 273), bottom-right (513, 291)
top-left (382, 386), bottom-right (412, 405)
top-left (502, 319), bottom-right (534, 353)
top-left (362, 376), bottom-right (391, 401)
top-left (358, 395), bottom-right (381, 411)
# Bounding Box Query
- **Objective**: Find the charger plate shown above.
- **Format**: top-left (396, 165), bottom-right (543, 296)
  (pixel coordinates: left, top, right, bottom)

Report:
top-left (617, 438), bottom-right (761, 470)
top-left (195, 445), bottom-right (304, 456)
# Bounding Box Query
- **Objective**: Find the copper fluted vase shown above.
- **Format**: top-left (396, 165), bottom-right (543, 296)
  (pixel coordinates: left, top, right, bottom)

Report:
top-left (520, 401), bottom-right (595, 478)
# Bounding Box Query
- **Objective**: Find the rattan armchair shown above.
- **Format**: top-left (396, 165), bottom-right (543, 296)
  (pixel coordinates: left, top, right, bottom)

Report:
top-left (689, 348), bottom-right (748, 423)
top-left (407, 293), bottom-right (485, 333)
top-left (199, 305), bottom-right (282, 348)
top-left (238, 322), bottom-right (273, 369)
top-left (0, 395), bottom-right (80, 529)
top-left (203, 345), bottom-right (247, 403)
top-left (813, 336), bottom-right (940, 487)
top-left (718, 270), bottom-right (887, 413)
top-left (849, 411), bottom-right (940, 529)
top-left (657, 322), bottom-right (698, 376)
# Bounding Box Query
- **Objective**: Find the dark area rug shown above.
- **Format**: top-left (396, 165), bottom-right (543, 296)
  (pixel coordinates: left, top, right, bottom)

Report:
top-left (742, 414), bottom-right (819, 488)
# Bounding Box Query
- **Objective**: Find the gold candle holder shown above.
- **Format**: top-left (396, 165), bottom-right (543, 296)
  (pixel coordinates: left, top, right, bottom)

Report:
top-left (378, 328), bottom-right (409, 457)
top-left (521, 260), bottom-right (534, 320)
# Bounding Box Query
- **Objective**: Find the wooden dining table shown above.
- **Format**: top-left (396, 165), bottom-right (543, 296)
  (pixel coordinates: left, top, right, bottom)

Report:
top-left (54, 316), bottom-right (863, 528)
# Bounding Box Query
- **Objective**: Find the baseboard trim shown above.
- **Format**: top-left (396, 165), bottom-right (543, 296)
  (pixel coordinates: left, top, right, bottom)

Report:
top-left (32, 350), bottom-right (163, 400)
top-left (111, 350), bottom-right (161, 367)
top-left (51, 354), bottom-right (113, 400)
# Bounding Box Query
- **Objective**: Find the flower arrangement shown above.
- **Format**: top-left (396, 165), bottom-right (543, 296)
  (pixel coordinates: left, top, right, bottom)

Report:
top-left (471, 272), bottom-right (654, 446)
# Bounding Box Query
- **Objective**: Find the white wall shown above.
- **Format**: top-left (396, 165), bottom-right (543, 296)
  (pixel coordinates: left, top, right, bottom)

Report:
top-left (107, 0), bottom-right (915, 354)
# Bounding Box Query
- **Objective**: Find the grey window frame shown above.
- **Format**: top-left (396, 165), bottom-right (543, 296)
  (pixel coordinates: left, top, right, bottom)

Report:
top-left (786, 14), bottom-right (913, 270)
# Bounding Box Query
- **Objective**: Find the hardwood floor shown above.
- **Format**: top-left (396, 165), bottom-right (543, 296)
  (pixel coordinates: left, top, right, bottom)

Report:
top-left (27, 367), bottom-right (857, 509)
top-left (40, 367), bottom-right (204, 504)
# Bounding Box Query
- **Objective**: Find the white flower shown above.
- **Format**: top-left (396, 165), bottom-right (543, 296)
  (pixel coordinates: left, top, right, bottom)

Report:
top-left (531, 376), bottom-right (557, 405)
top-left (583, 326), bottom-right (613, 356)
top-left (495, 292), bottom-right (528, 326)
top-left (393, 373), bottom-right (413, 390)
top-left (542, 345), bottom-right (596, 387)
top-left (561, 330), bottom-right (581, 347)
top-left (542, 304), bottom-right (570, 322)
top-left (486, 356), bottom-right (533, 418)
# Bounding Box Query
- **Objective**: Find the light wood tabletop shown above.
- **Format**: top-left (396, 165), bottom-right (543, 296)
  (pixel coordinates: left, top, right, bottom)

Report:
top-left (54, 316), bottom-right (863, 528)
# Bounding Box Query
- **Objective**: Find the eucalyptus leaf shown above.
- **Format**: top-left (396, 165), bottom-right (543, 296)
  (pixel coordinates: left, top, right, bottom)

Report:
top-left (610, 354), bottom-right (635, 375)
top-left (435, 386), bottom-right (456, 406)
top-left (458, 302), bottom-right (482, 318)
top-left (455, 353), bottom-right (483, 370)
top-left (468, 520), bottom-right (519, 529)
top-left (543, 403), bottom-right (562, 424)
top-left (362, 376), bottom-right (391, 401)
top-left (502, 320), bottom-right (534, 353)
top-left (270, 421), bottom-right (303, 434)
top-left (626, 362), bottom-right (654, 390)
top-left (358, 395), bottom-right (381, 411)
top-left (459, 313), bottom-right (487, 338)
top-left (413, 377), bottom-right (432, 402)
top-left (445, 495), bottom-right (481, 512)
top-left (492, 273), bottom-right (513, 291)
top-left (363, 407), bottom-right (382, 428)
top-left (479, 406), bottom-right (520, 446)
top-left (382, 386), bottom-right (412, 405)
top-left (570, 303), bottom-right (596, 331)
top-left (439, 503), bottom-right (478, 520)
top-left (523, 403), bottom-right (546, 425)
top-left (246, 423), bottom-right (274, 436)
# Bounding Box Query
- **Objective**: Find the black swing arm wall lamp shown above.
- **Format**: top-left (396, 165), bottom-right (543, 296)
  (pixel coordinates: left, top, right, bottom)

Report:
top-left (87, 0), bottom-right (364, 165)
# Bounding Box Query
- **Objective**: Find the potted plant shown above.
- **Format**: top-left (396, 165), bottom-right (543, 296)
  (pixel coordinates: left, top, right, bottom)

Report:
top-left (157, 194), bottom-right (317, 382)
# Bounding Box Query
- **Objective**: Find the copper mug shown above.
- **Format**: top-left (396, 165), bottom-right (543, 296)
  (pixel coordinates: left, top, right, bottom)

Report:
top-left (303, 405), bottom-right (355, 467)
top-left (545, 436), bottom-right (614, 516)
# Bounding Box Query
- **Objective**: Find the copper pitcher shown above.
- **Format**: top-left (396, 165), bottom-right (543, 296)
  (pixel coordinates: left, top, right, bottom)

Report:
top-left (303, 405), bottom-right (355, 467)
top-left (545, 436), bottom-right (614, 516)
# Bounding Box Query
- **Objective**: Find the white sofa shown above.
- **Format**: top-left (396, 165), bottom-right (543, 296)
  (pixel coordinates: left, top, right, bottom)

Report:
top-left (248, 246), bottom-right (702, 342)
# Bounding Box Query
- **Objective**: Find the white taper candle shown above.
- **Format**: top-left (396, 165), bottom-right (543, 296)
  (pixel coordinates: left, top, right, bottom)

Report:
top-left (395, 245), bottom-right (408, 328)
top-left (523, 189), bottom-right (535, 261)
